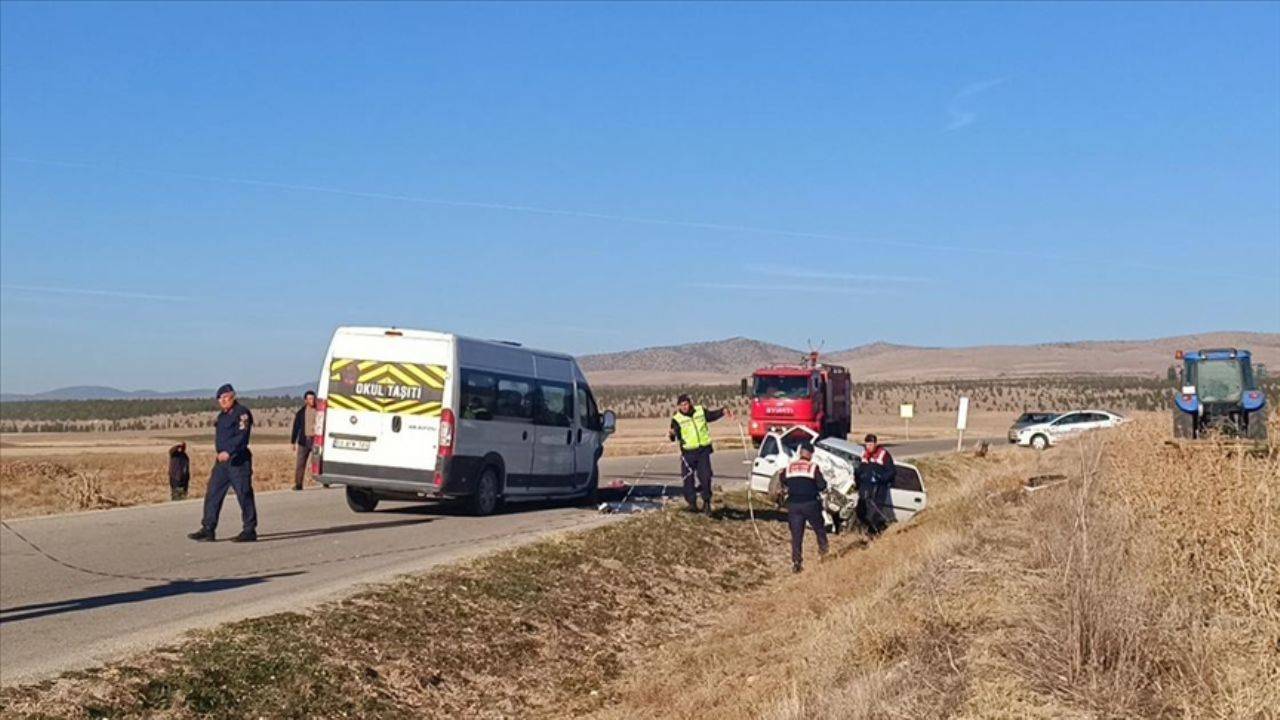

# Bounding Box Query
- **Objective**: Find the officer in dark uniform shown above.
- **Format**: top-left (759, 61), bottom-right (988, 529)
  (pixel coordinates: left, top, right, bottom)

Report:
top-left (780, 441), bottom-right (829, 573)
top-left (855, 433), bottom-right (896, 536)
top-left (188, 384), bottom-right (258, 542)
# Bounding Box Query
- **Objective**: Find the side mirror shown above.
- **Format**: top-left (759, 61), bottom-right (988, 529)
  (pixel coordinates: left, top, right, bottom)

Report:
top-left (601, 410), bottom-right (617, 436)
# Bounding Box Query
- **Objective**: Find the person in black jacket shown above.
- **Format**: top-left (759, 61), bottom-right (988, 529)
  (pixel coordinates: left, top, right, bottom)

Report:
top-left (779, 442), bottom-right (829, 573)
top-left (855, 433), bottom-right (896, 536)
top-left (168, 443), bottom-right (190, 500)
top-left (290, 391), bottom-right (317, 491)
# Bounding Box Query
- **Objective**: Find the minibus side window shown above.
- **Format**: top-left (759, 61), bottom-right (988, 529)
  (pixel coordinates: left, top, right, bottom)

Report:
top-left (495, 377), bottom-right (535, 422)
top-left (535, 381), bottom-right (574, 428)
top-left (460, 370), bottom-right (497, 421)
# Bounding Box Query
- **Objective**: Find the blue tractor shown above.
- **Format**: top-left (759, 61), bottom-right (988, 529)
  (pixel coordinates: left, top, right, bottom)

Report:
top-left (1172, 348), bottom-right (1267, 440)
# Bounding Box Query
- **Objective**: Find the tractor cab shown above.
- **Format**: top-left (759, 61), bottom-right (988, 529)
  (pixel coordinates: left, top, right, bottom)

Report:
top-left (1173, 348), bottom-right (1267, 440)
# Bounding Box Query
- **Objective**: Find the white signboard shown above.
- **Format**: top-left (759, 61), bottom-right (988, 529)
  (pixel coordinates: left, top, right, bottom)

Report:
top-left (956, 397), bottom-right (970, 430)
top-left (899, 403), bottom-right (914, 419)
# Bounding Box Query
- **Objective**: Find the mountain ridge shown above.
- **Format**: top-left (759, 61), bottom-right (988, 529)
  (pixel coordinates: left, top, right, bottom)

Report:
top-left (4, 331), bottom-right (1276, 399)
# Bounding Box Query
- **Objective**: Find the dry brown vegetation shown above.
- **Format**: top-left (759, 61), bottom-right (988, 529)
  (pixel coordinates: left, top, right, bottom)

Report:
top-left (593, 416), bottom-right (1280, 720)
top-left (2, 415), bottom-right (1274, 719)
top-left (0, 446), bottom-right (298, 519)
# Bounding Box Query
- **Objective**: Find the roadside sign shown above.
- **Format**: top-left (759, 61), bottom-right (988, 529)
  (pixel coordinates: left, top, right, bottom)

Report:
top-left (900, 403), bottom-right (914, 441)
top-left (956, 396), bottom-right (970, 451)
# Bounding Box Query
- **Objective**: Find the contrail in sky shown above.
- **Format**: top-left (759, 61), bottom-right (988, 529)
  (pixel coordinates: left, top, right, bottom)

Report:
top-left (0, 283), bottom-right (189, 302)
top-left (3, 156), bottom-right (1267, 281)
top-left (946, 78), bottom-right (1007, 131)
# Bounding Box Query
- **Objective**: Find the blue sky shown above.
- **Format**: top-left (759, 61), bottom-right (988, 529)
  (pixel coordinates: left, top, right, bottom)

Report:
top-left (2, 2), bottom-right (1278, 393)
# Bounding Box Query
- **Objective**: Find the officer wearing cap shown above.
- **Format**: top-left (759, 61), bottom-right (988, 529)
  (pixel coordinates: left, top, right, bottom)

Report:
top-left (188, 384), bottom-right (258, 542)
top-left (668, 393), bottom-right (730, 514)
top-left (780, 441), bottom-right (829, 573)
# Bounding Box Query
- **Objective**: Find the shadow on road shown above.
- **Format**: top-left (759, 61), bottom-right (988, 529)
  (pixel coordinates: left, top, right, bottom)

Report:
top-left (256, 517), bottom-right (435, 542)
top-left (0, 571), bottom-right (305, 625)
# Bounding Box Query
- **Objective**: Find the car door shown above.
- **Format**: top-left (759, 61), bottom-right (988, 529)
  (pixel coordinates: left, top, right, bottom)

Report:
top-left (531, 379), bottom-right (576, 493)
top-left (1048, 413), bottom-right (1081, 440)
top-left (887, 462), bottom-right (927, 522)
top-left (750, 435), bottom-right (788, 494)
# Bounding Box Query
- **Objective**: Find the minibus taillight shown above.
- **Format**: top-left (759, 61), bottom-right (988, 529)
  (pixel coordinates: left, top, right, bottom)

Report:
top-left (433, 409), bottom-right (455, 487)
top-left (311, 398), bottom-right (327, 475)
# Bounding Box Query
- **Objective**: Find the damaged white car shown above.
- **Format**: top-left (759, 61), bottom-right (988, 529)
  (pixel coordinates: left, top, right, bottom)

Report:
top-left (748, 426), bottom-right (927, 532)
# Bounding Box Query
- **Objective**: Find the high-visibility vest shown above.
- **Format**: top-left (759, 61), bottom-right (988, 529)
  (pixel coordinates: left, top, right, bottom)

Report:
top-left (672, 406), bottom-right (713, 451)
top-left (863, 446), bottom-right (889, 465)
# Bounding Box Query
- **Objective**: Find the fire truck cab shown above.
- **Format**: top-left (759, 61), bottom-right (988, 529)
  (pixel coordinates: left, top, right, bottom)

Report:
top-left (747, 352), bottom-right (852, 444)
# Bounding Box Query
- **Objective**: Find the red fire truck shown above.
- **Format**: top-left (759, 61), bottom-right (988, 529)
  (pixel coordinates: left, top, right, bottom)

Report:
top-left (747, 352), bottom-right (852, 444)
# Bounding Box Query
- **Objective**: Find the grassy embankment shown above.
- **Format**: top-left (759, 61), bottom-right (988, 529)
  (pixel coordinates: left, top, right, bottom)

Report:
top-left (3, 415), bottom-right (1273, 718)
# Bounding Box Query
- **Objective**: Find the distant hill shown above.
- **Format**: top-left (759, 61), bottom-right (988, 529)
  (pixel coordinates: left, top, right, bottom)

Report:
top-left (579, 337), bottom-right (803, 385)
top-left (581, 331), bottom-right (1280, 385)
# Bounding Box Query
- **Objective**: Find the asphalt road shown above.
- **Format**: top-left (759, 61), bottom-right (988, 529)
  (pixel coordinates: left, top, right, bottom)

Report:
top-left (0, 435), bottom-right (996, 685)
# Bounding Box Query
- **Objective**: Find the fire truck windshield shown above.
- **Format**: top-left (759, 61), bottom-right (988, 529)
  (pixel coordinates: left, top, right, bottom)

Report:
top-left (753, 375), bottom-right (811, 399)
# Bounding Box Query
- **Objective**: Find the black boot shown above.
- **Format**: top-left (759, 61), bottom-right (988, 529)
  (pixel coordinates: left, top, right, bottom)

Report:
top-left (231, 530), bottom-right (257, 543)
top-left (187, 528), bottom-right (215, 542)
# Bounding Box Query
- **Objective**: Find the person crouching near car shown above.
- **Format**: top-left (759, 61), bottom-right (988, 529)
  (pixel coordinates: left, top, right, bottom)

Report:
top-left (168, 442), bottom-right (190, 500)
top-left (855, 433), bottom-right (896, 536)
top-left (781, 441), bottom-right (829, 573)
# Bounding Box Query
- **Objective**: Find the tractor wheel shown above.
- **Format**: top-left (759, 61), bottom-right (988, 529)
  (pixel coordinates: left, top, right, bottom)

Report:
top-left (1246, 412), bottom-right (1268, 441)
top-left (1030, 434), bottom-right (1050, 451)
top-left (1173, 411), bottom-right (1195, 440)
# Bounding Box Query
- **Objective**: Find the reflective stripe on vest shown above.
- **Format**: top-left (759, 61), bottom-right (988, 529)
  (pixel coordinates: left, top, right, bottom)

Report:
top-left (672, 406), bottom-right (713, 450)
top-left (863, 447), bottom-right (888, 464)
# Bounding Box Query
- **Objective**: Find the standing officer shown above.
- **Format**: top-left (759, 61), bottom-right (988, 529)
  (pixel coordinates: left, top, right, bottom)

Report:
top-left (780, 441), bottom-right (829, 573)
top-left (188, 384), bottom-right (258, 542)
top-left (855, 433), bottom-right (896, 536)
top-left (667, 394), bottom-right (730, 514)
top-left (290, 390), bottom-right (317, 491)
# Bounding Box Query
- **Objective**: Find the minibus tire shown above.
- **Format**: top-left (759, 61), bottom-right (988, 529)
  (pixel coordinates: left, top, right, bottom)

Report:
top-left (470, 468), bottom-right (501, 516)
top-left (345, 487), bottom-right (379, 513)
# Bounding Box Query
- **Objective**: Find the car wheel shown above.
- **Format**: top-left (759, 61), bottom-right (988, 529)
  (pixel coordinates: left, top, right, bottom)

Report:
top-left (1030, 434), bottom-right (1050, 451)
top-left (469, 467), bottom-right (501, 516)
top-left (345, 487), bottom-right (379, 513)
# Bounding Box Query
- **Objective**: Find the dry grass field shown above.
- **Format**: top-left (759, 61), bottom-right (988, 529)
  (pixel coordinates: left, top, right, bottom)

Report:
top-left (0, 437), bottom-right (298, 520)
top-left (3, 413), bottom-right (1273, 718)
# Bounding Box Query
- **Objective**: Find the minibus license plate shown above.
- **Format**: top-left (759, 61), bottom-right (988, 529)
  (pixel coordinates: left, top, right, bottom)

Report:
top-left (334, 438), bottom-right (370, 451)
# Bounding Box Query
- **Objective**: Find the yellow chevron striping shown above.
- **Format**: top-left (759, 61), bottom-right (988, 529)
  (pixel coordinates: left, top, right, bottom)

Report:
top-left (357, 361), bottom-right (377, 370)
top-left (384, 399), bottom-right (420, 413)
top-left (382, 365), bottom-right (419, 386)
top-left (404, 364), bottom-right (440, 386)
top-left (326, 394), bottom-right (360, 411)
top-left (348, 395), bottom-right (384, 412)
top-left (357, 365), bottom-right (390, 383)
top-left (330, 359), bottom-right (354, 372)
